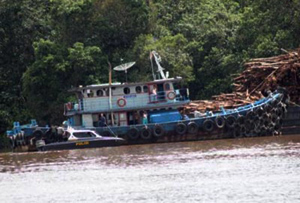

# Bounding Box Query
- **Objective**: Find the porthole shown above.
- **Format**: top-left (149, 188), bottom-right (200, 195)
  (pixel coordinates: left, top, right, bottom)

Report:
top-left (143, 86), bottom-right (148, 93)
top-left (97, 90), bottom-right (103, 96)
top-left (124, 87), bottom-right (130, 94)
top-left (136, 86), bottom-right (142, 93)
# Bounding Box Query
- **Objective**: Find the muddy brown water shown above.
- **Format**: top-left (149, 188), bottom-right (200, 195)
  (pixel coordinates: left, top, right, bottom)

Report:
top-left (0, 135), bottom-right (300, 203)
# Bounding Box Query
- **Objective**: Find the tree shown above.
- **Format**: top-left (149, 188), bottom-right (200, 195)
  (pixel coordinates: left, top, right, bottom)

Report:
top-left (0, 0), bottom-right (50, 131)
top-left (132, 34), bottom-right (194, 83)
top-left (22, 39), bottom-right (106, 125)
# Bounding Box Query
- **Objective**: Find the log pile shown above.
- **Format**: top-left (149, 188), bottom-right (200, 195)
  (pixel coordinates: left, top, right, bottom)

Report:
top-left (185, 48), bottom-right (300, 113)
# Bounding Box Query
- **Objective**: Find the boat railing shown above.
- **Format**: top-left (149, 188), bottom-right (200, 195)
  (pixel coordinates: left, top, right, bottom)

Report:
top-left (64, 88), bottom-right (190, 113)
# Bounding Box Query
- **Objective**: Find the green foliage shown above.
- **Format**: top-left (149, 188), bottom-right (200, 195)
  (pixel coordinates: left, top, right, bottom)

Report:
top-left (132, 34), bottom-right (194, 83)
top-left (22, 39), bottom-right (106, 125)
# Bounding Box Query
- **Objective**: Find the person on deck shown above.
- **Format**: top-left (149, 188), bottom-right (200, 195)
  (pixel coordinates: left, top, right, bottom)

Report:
top-left (142, 112), bottom-right (148, 124)
top-left (151, 85), bottom-right (157, 102)
top-left (98, 113), bottom-right (107, 127)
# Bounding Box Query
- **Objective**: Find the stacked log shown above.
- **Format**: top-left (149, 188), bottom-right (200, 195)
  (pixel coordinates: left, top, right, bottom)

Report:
top-left (185, 48), bottom-right (300, 113)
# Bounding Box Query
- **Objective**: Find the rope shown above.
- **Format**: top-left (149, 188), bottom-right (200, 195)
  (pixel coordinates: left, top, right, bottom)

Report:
top-left (106, 125), bottom-right (118, 137)
top-left (289, 101), bottom-right (300, 107)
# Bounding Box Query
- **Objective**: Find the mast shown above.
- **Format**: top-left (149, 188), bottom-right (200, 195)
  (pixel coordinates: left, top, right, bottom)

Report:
top-left (151, 51), bottom-right (168, 79)
top-left (108, 61), bottom-right (114, 125)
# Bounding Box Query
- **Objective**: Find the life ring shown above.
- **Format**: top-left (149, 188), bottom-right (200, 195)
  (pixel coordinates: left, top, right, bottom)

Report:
top-left (215, 116), bottom-right (225, 129)
top-left (117, 98), bottom-right (126, 107)
top-left (167, 91), bottom-right (176, 100)
top-left (225, 116), bottom-right (236, 128)
top-left (175, 123), bottom-right (187, 135)
top-left (140, 127), bottom-right (152, 140)
top-left (153, 124), bottom-right (164, 137)
top-left (187, 122), bottom-right (198, 134)
top-left (128, 127), bottom-right (139, 140)
top-left (203, 119), bottom-right (214, 132)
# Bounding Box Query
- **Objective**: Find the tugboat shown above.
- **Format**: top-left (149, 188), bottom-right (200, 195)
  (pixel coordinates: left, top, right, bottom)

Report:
top-left (63, 51), bottom-right (288, 143)
top-left (6, 51), bottom-right (289, 151)
top-left (64, 51), bottom-right (191, 142)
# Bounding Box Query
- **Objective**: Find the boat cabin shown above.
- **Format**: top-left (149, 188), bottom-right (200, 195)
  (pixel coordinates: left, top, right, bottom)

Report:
top-left (64, 77), bottom-right (190, 127)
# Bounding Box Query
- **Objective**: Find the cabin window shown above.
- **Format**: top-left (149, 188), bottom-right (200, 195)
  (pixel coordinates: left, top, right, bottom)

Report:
top-left (97, 90), bottom-right (103, 96)
top-left (135, 86), bottom-right (142, 93)
top-left (164, 83), bottom-right (171, 91)
top-left (87, 90), bottom-right (94, 97)
top-left (73, 132), bottom-right (95, 138)
top-left (143, 85), bottom-right (148, 93)
top-left (124, 87), bottom-right (130, 94)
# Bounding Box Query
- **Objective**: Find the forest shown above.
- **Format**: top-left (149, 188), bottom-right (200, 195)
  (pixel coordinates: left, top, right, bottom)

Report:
top-left (1, 0), bottom-right (300, 143)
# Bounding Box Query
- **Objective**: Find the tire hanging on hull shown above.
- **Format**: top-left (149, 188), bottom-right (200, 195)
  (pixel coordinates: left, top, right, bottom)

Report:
top-left (215, 116), bottom-right (225, 129)
top-left (225, 115), bottom-right (236, 129)
top-left (128, 127), bottom-right (139, 140)
top-left (203, 119), bottom-right (214, 132)
top-left (140, 127), bottom-right (152, 140)
top-left (187, 122), bottom-right (199, 134)
top-left (153, 124), bottom-right (165, 137)
top-left (175, 123), bottom-right (187, 135)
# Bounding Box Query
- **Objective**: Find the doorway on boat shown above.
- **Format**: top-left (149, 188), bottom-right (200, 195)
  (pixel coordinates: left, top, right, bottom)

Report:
top-left (118, 112), bottom-right (127, 126)
top-left (148, 83), bottom-right (166, 103)
top-left (128, 111), bottom-right (141, 125)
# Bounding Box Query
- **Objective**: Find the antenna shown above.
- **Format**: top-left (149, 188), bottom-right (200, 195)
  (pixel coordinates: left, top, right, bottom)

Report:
top-left (113, 61), bottom-right (135, 82)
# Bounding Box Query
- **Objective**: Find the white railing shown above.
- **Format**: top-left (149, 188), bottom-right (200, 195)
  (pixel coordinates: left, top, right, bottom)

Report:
top-left (65, 89), bottom-right (189, 113)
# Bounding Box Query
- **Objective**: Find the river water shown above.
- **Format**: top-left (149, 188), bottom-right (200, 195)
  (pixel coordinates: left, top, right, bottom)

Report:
top-left (0, 135), bottom-right (300, 203)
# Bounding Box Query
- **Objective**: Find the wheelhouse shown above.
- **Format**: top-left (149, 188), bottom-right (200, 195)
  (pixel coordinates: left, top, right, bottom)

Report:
top-left (64, 77), bottom-right (190, 127)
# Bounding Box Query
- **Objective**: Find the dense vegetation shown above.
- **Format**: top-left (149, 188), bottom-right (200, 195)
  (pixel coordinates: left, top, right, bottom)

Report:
top-left (1, 0), bottom-right (300, 135)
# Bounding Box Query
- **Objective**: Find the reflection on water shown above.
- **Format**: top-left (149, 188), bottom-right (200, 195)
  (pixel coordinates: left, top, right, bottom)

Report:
top-left (0, 135), bottom-right (300, 202)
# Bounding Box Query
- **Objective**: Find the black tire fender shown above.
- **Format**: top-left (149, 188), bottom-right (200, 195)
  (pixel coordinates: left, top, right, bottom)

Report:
top-left (237, 115), bottom-right (246, 127)
top-left (225, 115), bottom-right (236, 128)
top-left (187, 122), bottom-right (199, 134)
top-left (128, 127), bottom-right (139, 140)
top-left (203, 119), bottom-right (214, 132)
top-left (175, 123), bottom-right (187, 135)
top-left (215, 116), bottom-right (225, 129)
top-left (246, 111), bottom-right (255, 121)
top-left (153, 124), bottom-right (165, 137)
top-left (140, 127), bottom-right (152, 140)
top-left (255, 107), bottom-right (264, 118)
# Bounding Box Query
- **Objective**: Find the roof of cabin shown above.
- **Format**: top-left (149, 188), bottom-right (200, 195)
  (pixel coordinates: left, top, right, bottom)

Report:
top-left (68, 77), bottom-right (183, 92)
